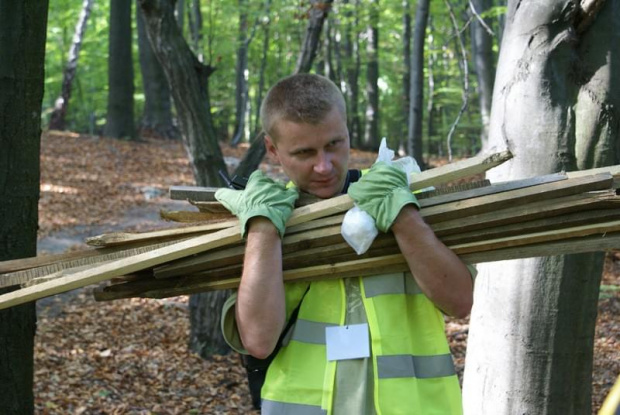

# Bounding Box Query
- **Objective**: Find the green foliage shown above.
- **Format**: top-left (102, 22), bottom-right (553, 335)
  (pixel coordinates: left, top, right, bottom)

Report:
top-left (43, 0), bottom-right (504, 158)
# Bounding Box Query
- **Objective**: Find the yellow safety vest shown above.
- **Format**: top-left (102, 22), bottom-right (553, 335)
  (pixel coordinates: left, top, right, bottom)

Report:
top-left (261, 273), bottom-right (463, 415)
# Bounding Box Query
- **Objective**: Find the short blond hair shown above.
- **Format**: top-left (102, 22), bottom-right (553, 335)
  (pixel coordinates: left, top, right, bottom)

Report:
top-left (260, 74), bottom-right (347, 140)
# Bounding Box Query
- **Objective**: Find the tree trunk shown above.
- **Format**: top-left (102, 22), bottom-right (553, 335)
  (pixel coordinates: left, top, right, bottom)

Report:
top-left (471, 0), bottom-right (495, 150)
top-left (401, 0), bottom-right (411, 154)
top-left (188, 0), bottom-right (204, 61)
top-left (104, 0), bottom-right (136, 139)
top-left (406, 0), bottom-right (429, 163)
top-left (137, 6), bottom-right (178, 139)
top-left (342, 0), bottom-right (362, 148)
top-left (231, 0), bottom-right (250, 146)
top-left (139, 0), bottom-right (230, 356)
top-left (463, 1), bottom-right (620, 414)
top-left (48, 0), bottom-right (94, 131)
top-left (0, 1), bottom-right (48, 413)
top-left (362, 0), bottom-right (380, 151)
top-left (175, 0), bottom-right (184, 31)
top-left (252, 0), bottom-right (271, 136)
top-left (295, 0), bottom-right (334, 73)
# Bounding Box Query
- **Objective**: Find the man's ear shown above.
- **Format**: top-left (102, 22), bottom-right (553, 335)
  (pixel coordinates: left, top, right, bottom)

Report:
top-left (264, 135), bottom-right (280, 163)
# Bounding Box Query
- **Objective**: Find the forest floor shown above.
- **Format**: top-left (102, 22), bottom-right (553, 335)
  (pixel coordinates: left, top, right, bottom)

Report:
top-left (32, 131), bottom-right (619, 414)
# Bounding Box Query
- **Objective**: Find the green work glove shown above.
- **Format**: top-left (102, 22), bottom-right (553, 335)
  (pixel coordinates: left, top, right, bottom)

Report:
top-left (215, 170), bottom-right (299, 238)
top-left (347, 162), bottom-right (420, 232)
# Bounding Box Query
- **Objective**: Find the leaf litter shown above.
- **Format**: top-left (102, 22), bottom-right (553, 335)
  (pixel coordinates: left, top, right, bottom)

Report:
top-left (34, 132), bottom-right (619, 414)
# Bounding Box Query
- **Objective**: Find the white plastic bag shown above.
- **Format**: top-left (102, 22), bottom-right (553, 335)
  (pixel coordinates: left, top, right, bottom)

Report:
top-left (341, 138), bottom-right (422, 255)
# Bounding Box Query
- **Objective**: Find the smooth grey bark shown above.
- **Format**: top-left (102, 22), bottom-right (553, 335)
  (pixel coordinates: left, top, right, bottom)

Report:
top-left (104, 0), bottom-right (136, 139)
top-left (463, 0), bottom-right (620, 414)
top-left (406, 0), bottom-right (429, 163)
top-left (48, 0), bottom-right (94, 131)
top-left (471, 0), bottom-right (495, 149)
top-left (137, 6), bottom-right (177, 139)
top-left (175, 0), bottom-right (184, 31)
top-left (139, 0), bottom-right (230, 356)
top-left (295, 0), bottom-right (334, 73)
top-left (362, 0), bottom-right (380, 151)
top-left (0, 1), bottom-right (48, 413)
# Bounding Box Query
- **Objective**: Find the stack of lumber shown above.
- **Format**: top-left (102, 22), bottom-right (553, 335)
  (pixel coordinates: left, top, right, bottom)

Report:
top-left (1, 151), bottom-right (619, 310)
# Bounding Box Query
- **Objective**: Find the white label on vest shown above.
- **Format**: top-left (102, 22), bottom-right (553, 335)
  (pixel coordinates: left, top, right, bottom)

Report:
top-left (325, 323), bottom-right (370, 361)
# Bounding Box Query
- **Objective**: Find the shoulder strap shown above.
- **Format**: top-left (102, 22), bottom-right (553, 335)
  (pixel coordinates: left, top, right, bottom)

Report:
top-left (242, 285), bottom-right (311, 409)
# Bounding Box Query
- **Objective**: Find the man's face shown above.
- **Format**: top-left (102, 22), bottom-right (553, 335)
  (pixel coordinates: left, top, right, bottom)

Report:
top-left (265, 108), bottom-right (350, 199)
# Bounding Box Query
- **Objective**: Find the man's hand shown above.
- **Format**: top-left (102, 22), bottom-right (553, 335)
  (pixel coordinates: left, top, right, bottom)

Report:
top-left (347, 162), bottom-right (420, 232)
top-left (216, 170), bottom-right (299, 238)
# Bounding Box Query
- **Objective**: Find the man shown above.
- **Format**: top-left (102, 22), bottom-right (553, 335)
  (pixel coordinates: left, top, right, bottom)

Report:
top-left (217, 74), bottom-right (474, 414)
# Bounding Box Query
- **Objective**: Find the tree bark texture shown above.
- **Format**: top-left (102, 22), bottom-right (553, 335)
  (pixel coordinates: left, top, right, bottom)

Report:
top-left (407, 0), bottom-right (429, 163)
top-left (137, 6), bottom-right (177, 139)
top-left (48, 0), bottom-right (94, 131)
top-left (295, 0), bottom-right (334, 74)
top-left (362, 0), bottom-right (380, 151)
top-left (463, 1), bottom-right (620, 414)
top-left (139, 0), bottom-right (228, 187)
top-left (139, 0), bottom-right (231, 356)
top-left (0, 1), bottom-right (48, 413)
top-left (471, 0), bottom-right (495, 149)
top-left (104, 0), bottom-right (136, 139)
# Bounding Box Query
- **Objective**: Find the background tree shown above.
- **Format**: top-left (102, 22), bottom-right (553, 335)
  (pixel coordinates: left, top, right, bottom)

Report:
top-left (48, 0), bottom-right (94, 131)
top-left (104, 0), bottom-right (136, 139)
top-left (137, 5), bottom-right (177, 139)
top-left (463, 0), bottom-right (620, 413)
top-left (362, 0), bottom-right (380, 150)
top-left (0, 1), bottom-right (49, 413)
top-left (470, 0), bottom-right (495, 149)
top-left (407, 0), bottom-right (430, 164)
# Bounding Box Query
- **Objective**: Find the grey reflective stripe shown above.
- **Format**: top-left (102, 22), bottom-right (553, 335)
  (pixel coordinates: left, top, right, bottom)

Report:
top-left (262, 399), bottom-right (327, 415)
top-left (377, 354), bottom-right (456, 379)
top-left (289, 319), bottom-right (337, 345)
top-left (363, 273), bottom-right (422, 298)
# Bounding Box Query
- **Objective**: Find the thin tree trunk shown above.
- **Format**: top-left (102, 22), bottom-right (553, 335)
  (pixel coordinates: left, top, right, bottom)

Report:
top-left (471, 0), bottom-right (495, 150)
top-left (295, 0), bottom-right (334, 73)
top-left (48, 0), bottom-right (94, 131)
top-left (0, 1), bottom-right (48, 413)
top-left (137, 6), bottom-right (177, 139)
top-left (401, 0), bottom-right (411, 155)
top-left (463, 1), bottom-right (619, 413)
top-left (362, 0), bottom-right (380, 151)
top-left (231, 0), bottom-right (250, 146)
top-left (407, 0), bottom-right (429, 163)
top-left (139, 0), bottom-right (230, 356)
top-left (252, 0), bottom-right (271, 136)
top-left (426, 18), bottom-right (436, 144)
top-left (342, 0), bottom-right (361, 148)
top-left (175, 0), bottom-right (184, 31)
top-left (188, 0), bottom-right (204, 61)
top-left (104, 0), bottom-right (136, 139)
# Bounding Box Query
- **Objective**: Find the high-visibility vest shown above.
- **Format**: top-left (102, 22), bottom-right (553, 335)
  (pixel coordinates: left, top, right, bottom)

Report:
top-left (261, 273), bottom-right (463, 415)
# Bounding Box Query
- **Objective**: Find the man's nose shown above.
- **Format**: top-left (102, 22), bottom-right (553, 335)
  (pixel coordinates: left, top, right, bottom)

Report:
top-left (314, 152), bottom-right (332, 174)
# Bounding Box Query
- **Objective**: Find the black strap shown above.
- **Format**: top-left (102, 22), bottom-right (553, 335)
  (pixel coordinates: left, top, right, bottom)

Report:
top-left (341, 169), bottom-right (362, 194)
top-left (242, 285), bottom-right (310, 409)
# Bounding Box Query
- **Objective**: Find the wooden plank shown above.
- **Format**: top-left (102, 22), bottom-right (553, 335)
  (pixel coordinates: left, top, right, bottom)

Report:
top-left (159, 210), bottom-right (233, 223)
top-left (417, 173), bottom-right (567, 208)
top-left (0, 239), bottom-right (188, 289)
top-left (431, 190), bottom-right (618, 235)
top-left (0, 226), bottom-right (242, 310)
top-left (100, 230), bottom-right (620, 300)
top-left (85, 219), bottom-right (238, 247)
top-left (440, 209), bottom-right (620, 245)
top-left (0, 249), bottom-right (100, 274)
top-left (421, 173), bottom-right (613, 224)
top-left (450, 220), bottom-right (620, 255)
top-left (169, 185), bottom-right (220, 202)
